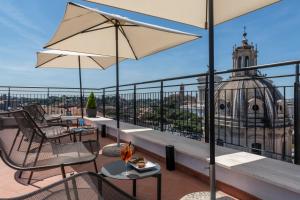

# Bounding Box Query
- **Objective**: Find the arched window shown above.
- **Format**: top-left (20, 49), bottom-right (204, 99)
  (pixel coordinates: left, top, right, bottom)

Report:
top-left (245, 56), bottom-right (250, 67)
top-left (237, 57), bottom-right (242, 68)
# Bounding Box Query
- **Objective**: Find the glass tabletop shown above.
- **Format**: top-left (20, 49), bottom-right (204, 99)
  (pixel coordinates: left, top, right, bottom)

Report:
top-left (101, 160), bottom-right (161, 180)
top-left (71, 126), bottom-right (95, 133)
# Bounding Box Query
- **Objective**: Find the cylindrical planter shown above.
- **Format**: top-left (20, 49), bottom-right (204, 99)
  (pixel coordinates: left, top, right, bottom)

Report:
top-left (101, 124), bottom-right (107, 137)
top-left (166, 145), bottom-right (175, 171)
top-left (86, 108), bottom-right (97, 118)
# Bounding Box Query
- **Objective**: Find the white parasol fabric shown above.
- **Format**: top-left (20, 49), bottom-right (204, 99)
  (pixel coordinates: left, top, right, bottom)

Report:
top-left (44, 2), bottom-right (201, 58)
top-left (86, 0), bottom-right (280, 28)
top-left (37, 50), bottom-right (125, 69)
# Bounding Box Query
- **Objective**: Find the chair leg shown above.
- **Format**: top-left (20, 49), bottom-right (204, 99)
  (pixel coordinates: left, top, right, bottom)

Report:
top-left (9, 129), bottom-right (20, 156)
top-left (61, 165), bottom-right (66, 178)
top-left (18, 171), bottom-right (23, 179)
top-left (28, 171), bottom-right (33, 185)
top-left (94, 160), bottom-right (98, 173)
top-left (17, 134), bottom-right (24, 151)
top-left (61, 165), bottom-right (71, 200)
top-left (96, 128), bottom-right (99, 143)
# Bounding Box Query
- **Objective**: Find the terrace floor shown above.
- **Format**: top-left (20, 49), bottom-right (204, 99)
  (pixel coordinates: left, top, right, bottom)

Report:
top-left (0, 132), bottom-right (234, 200)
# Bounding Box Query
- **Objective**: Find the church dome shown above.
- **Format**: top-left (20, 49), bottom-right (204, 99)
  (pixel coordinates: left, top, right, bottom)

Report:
top-left (215, 29), bottom-right (292, 128)
top-left (215, 77), bottom-right (290, 128)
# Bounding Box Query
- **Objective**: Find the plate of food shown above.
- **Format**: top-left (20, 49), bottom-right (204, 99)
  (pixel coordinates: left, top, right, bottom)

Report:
top-left (129, 157), bottom-right (156, 172)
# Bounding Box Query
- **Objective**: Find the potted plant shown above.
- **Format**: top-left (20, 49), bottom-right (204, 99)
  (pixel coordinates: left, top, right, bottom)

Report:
top-left (86, 92), bottom-right (97, 117)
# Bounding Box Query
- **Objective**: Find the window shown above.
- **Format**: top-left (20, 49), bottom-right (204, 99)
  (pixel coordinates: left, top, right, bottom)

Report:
top-left (245, 56), bottom-right (249, 67)
top-left (237, 56), bottom-right (242, 68)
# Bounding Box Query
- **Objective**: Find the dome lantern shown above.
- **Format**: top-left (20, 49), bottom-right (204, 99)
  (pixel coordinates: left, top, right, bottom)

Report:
top-left (232, 27), bottom-right (258, 77)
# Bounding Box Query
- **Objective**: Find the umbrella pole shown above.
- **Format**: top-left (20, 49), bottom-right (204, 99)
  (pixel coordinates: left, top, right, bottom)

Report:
top-left (208, 0), bottom-right (216, 199)
top-left (78, 56), bottom-right (84, 119)
top-left (115, 23), bottom-right (120, 146)
top-left (101, 22), bottom-right (123, 157)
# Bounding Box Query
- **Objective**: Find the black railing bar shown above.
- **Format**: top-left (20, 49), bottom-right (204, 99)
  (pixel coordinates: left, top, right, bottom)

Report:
top-left (209, 73), bottom-right (298, 84)
top-left (215, 60), bottom-right (300, 75)
top-left (135, 86), bottom-right (162, 90)
top-left (97, 60), bottom-right (300, 90)
top-left (0, 85), bottom-right (101, 90)
top-left (164, 82), bottom-right (200, 88)
top-left (105, 86), bottom-right (293, 97)
top-left (8, 90), bottom-right (87, 93)
top-left (98, 73), bottom-right (297, 92)
top-left (0, 60), bottom-right (298, 92)
top-left (101, 72), bottom-right (299, 91)
top-left (101, 73), bottom-right (206, 89)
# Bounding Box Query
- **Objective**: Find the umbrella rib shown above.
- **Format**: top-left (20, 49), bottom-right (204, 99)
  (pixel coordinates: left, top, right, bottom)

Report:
top-left (120, 25), bottom-right (138, 27)
top-left (44, 20), bottom-right (110, 49)
top-left (83, 25), bottom-right (115, 33)
top-left (88, 56), bottom-right (106, 69)
top-left (205, 0), bottom-right (208, 29)
top-left (36, 54), bottom-right (65, 68)
top-left (119, 26), bottom-right (138, 60)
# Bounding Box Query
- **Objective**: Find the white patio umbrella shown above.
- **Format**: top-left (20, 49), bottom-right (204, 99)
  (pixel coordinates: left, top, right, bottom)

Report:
top-left (44, 2), bottom-right (201, 156)
top-left (85, 0), bottom-right (281, 199)
top-left (36, 49), bottom-right (126, 119)
top-left (86, 0), bottom-right (279, 28)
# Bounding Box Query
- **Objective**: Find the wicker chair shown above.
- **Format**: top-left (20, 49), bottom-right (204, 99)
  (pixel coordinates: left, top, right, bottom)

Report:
top-left (0, 110), bottom-right (100, 184)
top-left (7, 172), bottom-right (136, 200)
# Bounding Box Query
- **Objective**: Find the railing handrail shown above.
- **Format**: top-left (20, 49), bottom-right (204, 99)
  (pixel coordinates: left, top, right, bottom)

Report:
top-left (98, 59), bottom-right (300, 90)
top-left (0, 86), bottom-right (101, 90)
top-left (0, 59), bottom-right (299, 92)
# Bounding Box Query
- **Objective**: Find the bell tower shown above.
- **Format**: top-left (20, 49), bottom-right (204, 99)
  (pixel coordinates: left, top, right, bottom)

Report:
top-left (232, 27), bottom-right (258, 77)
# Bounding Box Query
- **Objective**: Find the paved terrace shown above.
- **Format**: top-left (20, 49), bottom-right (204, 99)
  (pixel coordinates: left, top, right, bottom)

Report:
top-left (0, 128), bottom-right (232, 200)
top-left (84, 117), bottom-right (300, 200)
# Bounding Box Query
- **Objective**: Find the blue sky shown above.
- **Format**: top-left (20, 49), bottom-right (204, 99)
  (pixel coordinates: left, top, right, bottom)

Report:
top-left (0, 0), bottom-right (299, 88)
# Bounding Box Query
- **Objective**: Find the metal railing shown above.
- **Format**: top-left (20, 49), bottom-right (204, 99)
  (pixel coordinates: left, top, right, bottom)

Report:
top-left (1, 59), bottom-right (300, 163)
top-left (98, 60), bottom-right (300, 163)
top-left (0, 86), bottom-right (102, 116)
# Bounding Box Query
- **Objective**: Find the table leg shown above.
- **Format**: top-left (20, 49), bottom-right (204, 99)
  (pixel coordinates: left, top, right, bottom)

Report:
top-left (98, 174), bottom-right (103, 200)
top-left (73, 133), bottom-right (77, 142)
top-left (132, 179), bottom-right (137, 197)
top-left (96, 128), bottom-right (99, 142)
top-left (157, 173), bottom-right (161, 200)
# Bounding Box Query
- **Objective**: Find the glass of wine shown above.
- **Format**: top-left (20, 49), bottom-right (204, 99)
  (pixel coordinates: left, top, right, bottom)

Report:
top-left (120, 142), bottom-right (133, 176)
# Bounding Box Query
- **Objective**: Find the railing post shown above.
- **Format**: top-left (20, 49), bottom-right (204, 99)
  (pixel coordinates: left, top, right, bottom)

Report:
top-left (82, 89), bottom-right (85, 105)
top-left (47, 88), bottom-right (50, 113)
top-left (205, 73), bottom-right (209, 143)
top-left (102, 88), bottom-right (106, 117)
top-left (7, 87), bottom-right (11, 111)
top-left (160, 81), bottom-right (164, 132)
top-left (294, 63), bottom-right (300, 164)
top-left (133, 84), bottom-right (137, 125)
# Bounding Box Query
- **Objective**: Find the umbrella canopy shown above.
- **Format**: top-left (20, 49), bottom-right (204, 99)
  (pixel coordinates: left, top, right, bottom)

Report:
top-left (86, 0), bottom-right (280, 28)
top-left (37, 50), bottom-right (125, 69)
top-left (44, 2), bottom-right (201, 57)
top-left (37, 50), bottom-right (126, 118)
